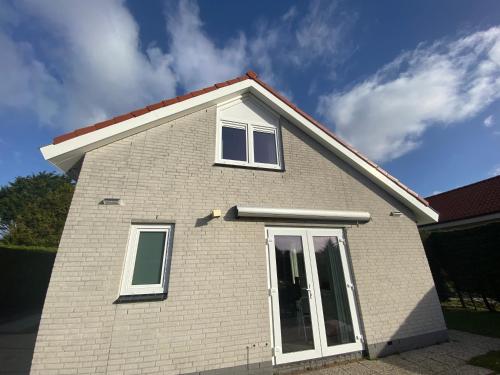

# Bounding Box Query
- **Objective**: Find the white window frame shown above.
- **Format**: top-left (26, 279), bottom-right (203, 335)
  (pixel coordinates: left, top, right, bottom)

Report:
top-left (119, 224), bottom-right (172, 296)
top-left (216, 119), bottom-right (281, 169)
top-left (215, 94), bottom-right (282, 171)
top-left (218, 120), bottom-right (249, 166)
top-left (250, 125), bottom-right (280, 168)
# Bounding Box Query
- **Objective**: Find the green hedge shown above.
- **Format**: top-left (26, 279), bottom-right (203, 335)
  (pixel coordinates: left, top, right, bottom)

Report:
top-left (423, 222), bottom-right (500, 310)
top-left (0, 245), bottom-right (56, 313)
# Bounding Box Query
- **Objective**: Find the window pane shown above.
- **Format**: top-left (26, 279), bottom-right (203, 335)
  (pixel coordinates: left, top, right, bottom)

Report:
top-left (312, 236), bottom-right (355, 346)
top-left (132, 231), bottom-right (166, 285)
top-left (274, 235), bottom-right (315, 353)
top-left (253, 131), bottom-right (277, 164)
top-left (222, 126), bottom-right (246, 161)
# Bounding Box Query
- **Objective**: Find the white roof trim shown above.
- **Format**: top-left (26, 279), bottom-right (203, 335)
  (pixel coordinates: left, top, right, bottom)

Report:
top-left (419, 212), bottom-right (500, 231)
top-left (237, 206), bottom-right (371, 221)
top-left (245, 82), bottom-right (438, 225)
top-left (40, 81), bottom-right (250, 172)
top-left (40, 79), bottom-right (438, 225)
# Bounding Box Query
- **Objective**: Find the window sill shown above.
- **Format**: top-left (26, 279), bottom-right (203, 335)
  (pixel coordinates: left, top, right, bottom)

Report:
top-left (114, 293), bottom-right (167, 304)
top-left (214, 161), bottom-right (284, 172)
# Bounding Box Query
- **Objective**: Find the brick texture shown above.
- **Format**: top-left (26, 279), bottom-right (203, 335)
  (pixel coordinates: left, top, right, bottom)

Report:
top-left (31, 105), bottom-right (445, 374)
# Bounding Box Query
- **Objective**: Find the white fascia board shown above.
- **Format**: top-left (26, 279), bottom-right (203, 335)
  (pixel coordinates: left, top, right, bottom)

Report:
top-left (40, 78), bottom-right (437, 225)
top-left (419, 212), bottom-right (500, 231)
top-left (40, 80), bottom-right (252, 166)
top-left (237, 206), bottom-right (371, 221)
top-left (245, 81), bottom-right (438, 225)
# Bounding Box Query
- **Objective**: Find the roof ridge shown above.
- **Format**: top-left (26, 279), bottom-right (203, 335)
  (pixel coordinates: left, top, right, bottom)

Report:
top-left (50, 69), bottom-right (429, 207)
top-left (426, 175), bottom-right (500, 199)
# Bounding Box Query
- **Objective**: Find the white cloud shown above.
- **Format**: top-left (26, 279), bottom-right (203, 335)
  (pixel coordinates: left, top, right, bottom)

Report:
top-left (295, 1), bottom-right (351, 64)
top-left (282, 7), bottom-right (297, 22)
top-left (165, 0), bottom-right (352, 92)
top-left (165, 1), bottom-right (247, 91)
top-left (0, 33), bottom-right (61, 124)
top-left (0, 0), bottom-right (353, 132)
top-left (431, 190), bottom-right (442, 196)
top-left (249, 0), bottom-right (355, 84)
top-left (319, 27), bottom-right (500, 163)
top-left (0, 0), bottom-right (177, 130)
top-left (490, 165), bottom-right (500, 176)
top-left (248, 21), bottom-right (282, 86)
top-left (483, 114), bottom-right (494, 127)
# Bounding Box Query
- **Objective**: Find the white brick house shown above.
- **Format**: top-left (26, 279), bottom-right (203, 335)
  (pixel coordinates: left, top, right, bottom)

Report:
top-left (34, 71), bottom-right (447, 374)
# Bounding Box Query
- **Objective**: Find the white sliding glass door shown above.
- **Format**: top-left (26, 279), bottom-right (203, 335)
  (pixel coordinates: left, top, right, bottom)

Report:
top-left (266, 228), bottom-right (363, 365)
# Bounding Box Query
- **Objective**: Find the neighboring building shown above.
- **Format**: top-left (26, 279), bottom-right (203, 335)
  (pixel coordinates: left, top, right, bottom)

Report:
top-left (419, 176), bottom-right (500, 307)
top-left (33, 71), bottom-right (446, 374)
top-left (420, 175), bottom-right (500, 232)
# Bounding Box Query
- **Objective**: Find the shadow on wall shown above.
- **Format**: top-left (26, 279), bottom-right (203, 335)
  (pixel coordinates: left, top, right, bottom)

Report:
top-left (363, 287), bottom-right (448, 359)
top-left (0, 312), bottom-right (42, 375)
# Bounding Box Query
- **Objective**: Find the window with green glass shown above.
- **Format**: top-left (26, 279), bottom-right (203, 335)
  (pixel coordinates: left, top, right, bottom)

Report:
top-left (120, 225), bottom-right (172, 296)
top-left (131, 231), bottom-right (166, 285)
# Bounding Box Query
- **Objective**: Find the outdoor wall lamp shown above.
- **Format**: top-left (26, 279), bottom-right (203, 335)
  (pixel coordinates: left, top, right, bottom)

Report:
top-left (100, 198), bottom-right (123, 206)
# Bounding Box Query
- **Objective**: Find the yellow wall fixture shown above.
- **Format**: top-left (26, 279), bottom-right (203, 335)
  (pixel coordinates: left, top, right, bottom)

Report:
top-left (211, 209), bottom-right (222, 218)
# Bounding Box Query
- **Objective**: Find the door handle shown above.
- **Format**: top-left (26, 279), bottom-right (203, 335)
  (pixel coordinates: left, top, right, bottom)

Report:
top-left (306, 284), bottom-right (313, 299)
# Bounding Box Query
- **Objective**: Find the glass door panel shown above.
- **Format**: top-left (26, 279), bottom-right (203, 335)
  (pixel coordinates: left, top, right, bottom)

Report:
top-left (311, 236), bottom-right (355, 346)
top-left (267, 227), bottom-right (362, 365)
top-left (274, 235), bottom-right (314, 353)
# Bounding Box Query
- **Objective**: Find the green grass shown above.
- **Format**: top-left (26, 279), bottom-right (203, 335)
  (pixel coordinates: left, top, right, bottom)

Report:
top-left (468, 351), bottom-right (500, 373)
top-left (443, 307), bottom-right (500, 338)
top-left (442, 297), bottom-right (496, 311)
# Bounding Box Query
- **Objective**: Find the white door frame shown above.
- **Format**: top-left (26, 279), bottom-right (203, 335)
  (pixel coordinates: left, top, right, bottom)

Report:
top-left (266, 227), bottom-right (363, 365)
top-left (305, 228), bottom-right (363, 357)
top-left (267, 228), bottom-right (323, 364)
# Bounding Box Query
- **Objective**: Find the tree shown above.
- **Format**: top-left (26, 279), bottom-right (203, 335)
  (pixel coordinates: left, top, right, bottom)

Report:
top-left (0, 172), bottom-right (74, 248)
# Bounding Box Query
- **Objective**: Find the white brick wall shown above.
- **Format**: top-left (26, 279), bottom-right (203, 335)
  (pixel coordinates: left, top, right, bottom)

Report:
top-left (31, 105), bottom-right (445, 374)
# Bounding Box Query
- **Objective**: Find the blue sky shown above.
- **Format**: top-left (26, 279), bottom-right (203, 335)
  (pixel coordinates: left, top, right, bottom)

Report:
top-left (1, 0), bottom-right (499, 197)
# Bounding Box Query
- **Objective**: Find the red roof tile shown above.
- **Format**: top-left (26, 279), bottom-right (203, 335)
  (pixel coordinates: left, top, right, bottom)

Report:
top-left (130, 107), bottom-right (150, 117)
top-left (51, 70), bottom-right (430, 207)
top-left (426, 176), bottom-right (500, 223)
top-left (51, 72), bottom-right (251, 146)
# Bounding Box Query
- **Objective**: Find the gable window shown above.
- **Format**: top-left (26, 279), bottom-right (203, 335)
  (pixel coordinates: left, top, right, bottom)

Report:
top-left (221, 123), bottom-right (247, 161)
top-left (119, 224), bottom-right (172, 296)
top-left (218, 120), bottom-right (281, 169)
top-left (253, 128), bottom-right (278, 164)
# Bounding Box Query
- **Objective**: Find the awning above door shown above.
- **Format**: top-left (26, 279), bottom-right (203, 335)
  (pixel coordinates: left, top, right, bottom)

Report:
top-left (236, 206), bottom-right (371, 222)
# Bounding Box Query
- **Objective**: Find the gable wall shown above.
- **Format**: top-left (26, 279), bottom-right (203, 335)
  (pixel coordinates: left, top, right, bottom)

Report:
top-left (31, 105), bottom-right (445, 374)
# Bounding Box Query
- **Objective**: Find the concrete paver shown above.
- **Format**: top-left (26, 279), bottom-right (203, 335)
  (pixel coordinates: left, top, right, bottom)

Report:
top-left (300, 330), bottom-right (500, 375)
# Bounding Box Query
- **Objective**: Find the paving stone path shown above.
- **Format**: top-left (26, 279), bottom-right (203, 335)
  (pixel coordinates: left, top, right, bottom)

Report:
top-left (301, 330), bottom-right (500, 375)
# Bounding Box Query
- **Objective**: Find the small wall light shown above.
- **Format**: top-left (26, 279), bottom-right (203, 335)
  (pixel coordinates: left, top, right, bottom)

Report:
top-left (100, 198), bottom-right (123, 206)
top-left (390, 211), bottom-right (402, 217)
top-left (211, 209), bottom-right (222, 218)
